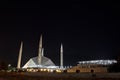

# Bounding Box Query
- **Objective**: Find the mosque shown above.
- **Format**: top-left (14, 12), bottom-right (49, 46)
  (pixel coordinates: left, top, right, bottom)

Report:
top-left (17, 35), bottom-right (117, 73)
top-left (17, 35), bottom-right (63, 72)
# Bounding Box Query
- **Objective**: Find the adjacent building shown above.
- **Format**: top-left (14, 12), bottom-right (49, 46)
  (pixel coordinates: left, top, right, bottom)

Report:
top-left (67, 60), bottom-right (117, 73)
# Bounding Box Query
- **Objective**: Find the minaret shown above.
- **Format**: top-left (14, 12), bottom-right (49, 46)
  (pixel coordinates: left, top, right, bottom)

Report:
top-left (60, 43), bottom-right (63, 68)
top-left (41, 48), bottom-right (44, 56)
top-left (17, 42), bottom-right (23, 69)
top-left (38, 35), bottom-right (42, 66)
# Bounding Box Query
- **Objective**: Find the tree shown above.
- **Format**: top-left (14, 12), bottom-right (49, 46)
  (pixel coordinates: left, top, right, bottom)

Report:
top-left (0, 61), bottom-right (8, 70)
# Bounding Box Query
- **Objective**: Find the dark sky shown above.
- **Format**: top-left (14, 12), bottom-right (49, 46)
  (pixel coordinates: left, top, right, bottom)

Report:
top-left (0, 1), bottom-right (120, 67)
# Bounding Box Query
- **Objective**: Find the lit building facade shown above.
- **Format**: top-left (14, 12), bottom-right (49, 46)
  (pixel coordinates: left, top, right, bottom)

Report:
top-left (67, 60), bottom-right (117, 73)
top-left (23, 56), bottom-right (56, 69)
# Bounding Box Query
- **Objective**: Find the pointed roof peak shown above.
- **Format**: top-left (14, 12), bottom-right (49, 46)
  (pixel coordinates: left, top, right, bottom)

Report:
top-left (40, 34), bottom-right (42, 38)
top-left (61, 43), bottom-right (63, 45)
top-left (21, 41), bottom-right (23, 44)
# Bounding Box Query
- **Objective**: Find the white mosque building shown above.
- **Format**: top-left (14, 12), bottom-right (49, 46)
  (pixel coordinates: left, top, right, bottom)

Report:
top-left (17, 35), bottom-right (64, 70)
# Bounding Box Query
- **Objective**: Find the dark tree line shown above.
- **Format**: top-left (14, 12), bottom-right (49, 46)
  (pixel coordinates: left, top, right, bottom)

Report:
top-left (108, 63), bottom-right (120, 72)
top-left (0, 61), bottom-right (8, 70)
top-left (108, 57), bottom-right (120, 72)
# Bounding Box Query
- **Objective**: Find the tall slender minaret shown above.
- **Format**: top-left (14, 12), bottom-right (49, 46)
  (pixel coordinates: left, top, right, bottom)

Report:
top-left (41, 48), bottom-right (44, 56)
top-left (60, 43), bottom-right (63, 68)
top-left (17, 42), bottom-right (23, 69)
top-left (38, 35), bottom-right (42, 66)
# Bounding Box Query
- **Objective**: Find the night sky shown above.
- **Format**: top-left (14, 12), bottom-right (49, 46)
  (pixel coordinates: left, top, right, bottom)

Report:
top-left (0, 1), bottom-right (120, 67)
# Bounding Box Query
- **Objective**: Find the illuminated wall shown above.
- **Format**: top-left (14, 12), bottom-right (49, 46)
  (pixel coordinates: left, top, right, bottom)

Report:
top-left (67, 65), bottom-right (108, 73)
